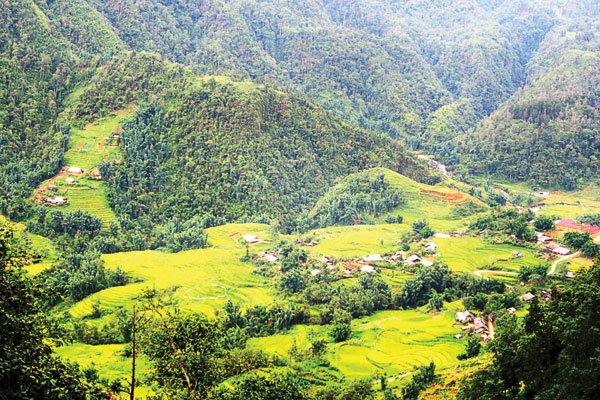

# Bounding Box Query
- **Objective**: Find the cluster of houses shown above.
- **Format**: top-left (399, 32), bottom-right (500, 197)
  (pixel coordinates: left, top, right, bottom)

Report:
top-left (538, 219), bottom-right (600, 256)
top-left (455, 311), bottom-right (495, 342)
top-left (295, 238), bottom-right (319, 247)
top-left (520, 289), bottom-right (554, 303)
top-left (253, 237), bottom-right (441, 279)
top-left (337, 242), bottom-right (438, 277)
top-left (556, 218), bottom-right (600, 236)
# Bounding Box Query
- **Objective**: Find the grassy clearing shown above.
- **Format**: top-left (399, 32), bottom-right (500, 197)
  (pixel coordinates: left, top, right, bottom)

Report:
top-left (248, 307), bottom-right (464, 378)
top-left (69, 224), bottom-right (278, 318)
top-left (496, 182), bottom-right (600, 220)
top-left (435, 237), bottom-right (541, 273)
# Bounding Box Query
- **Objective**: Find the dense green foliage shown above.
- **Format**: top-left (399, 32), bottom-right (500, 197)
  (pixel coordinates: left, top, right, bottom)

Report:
top-left (0, 222), bottom-right (104, 399)
top-left (563, 232), bottom-right (599, 258)
top-left (73, 53), bottom-right (432, 234)
top-left (457, 335), bottom-right (482, 361)
top-left (453, 17), bottom-right (600, 189)
top-left (578, 214), bottom-right (600, 226)
top-left (306, 172), bottom-right (405, 229)
top-left (0, 1), bottom-right (78, 218)
top-left (401, 361), bottom-right (437, 400)
top-left (460, 258), bottom-right (600, 400)
top-left (470, 208), bottom-right (536, 241)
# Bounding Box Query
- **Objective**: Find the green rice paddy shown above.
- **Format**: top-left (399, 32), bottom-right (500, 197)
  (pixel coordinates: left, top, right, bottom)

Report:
top-left (54, 343), bottom-right (153, 397)
top-left (435, 236), bottom-right (541, 273)
top-left (33, 107), bottom-right (134, 227)
top-left (69, 224), bottom-right (278, 318)
top-left (248, 306), bottom-right (465, 378)
top-left (368, 168), bottom-right (484, 233)
top-left (308, 224), bottom-right (408, 259)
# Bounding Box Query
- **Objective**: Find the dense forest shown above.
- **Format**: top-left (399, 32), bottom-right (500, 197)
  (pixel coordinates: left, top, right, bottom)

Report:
top-left (452, 18), bottom-right (600, 188)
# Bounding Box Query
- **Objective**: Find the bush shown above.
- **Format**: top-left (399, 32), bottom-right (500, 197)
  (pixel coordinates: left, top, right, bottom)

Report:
top-left (330, 323), bottom-right (352, 342)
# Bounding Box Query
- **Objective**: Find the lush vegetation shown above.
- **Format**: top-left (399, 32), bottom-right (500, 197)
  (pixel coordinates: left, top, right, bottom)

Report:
top-left (1, 1), bottom-right (599, 399)
top-left (304, 172), bottom-right (405, 230)
top-left (0, 222), bottom-right (107, 399)
top-left (459, 259), bottom-right (600, 399)
top-left (452, 18), bottom-right (600, 189)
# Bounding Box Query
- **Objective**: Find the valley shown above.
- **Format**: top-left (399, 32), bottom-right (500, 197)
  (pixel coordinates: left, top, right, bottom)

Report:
top-left (0, 1), bottom-right (598, 399)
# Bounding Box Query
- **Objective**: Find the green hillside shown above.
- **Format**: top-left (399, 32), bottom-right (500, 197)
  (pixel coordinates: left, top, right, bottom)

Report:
top-left (62, 53), bottom-right (436, 236)
top-left (451, 18), bottom-right (600, 189)
top-left (308, 168), bottom-right (484, 232)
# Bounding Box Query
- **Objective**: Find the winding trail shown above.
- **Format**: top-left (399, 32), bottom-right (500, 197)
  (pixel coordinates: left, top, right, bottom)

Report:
top-left (549, 251), bottom-right (581, 275)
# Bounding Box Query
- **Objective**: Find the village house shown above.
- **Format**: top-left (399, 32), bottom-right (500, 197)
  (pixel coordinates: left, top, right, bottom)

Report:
top-left (63, 166), bottom-right (84, 174)
top-left (455, 334), bottom-right (464, 340)
top-left (455, 311), bottom-right (475, 324)
top-left (536, 232), bottom-right (552, 243)
top-left (319, 256), bottom-right (331, 265)
top-left (259, 252), bottom-right (279, 263)
top-left (424, 242), bottom-right (437, 252)
top-left (566, 271), bottom-right (575, 279)
top-left (556, 219), bottom-right (600, 237)
top-left (507, 307), bottom-right (517, 314)
top-left (360, 265), bottom-right (375, 274)
top-left (65, 177), bottom-right (75, 184)
top-left (242, 234), bottom-right (261, 244)
top-left (386, 252), bottom-right (404, 262)
top-left (420, 259), bottom-right (434, 267)
top-left (552, 246), bottom-right (570, 256)
top-left (404, 255), bottom-right (421, 266)
top-left (310, 269), bottom-right (321, 277)
top-left (540, 289), bottom-right (552, 301)
top-left (44, 196), bottom-right (66, 205)
top-left (521, 292), bottom-right (535, 302)
top-left (473, 317), bottom-right (488, 335)
top-left (361, 254), bottom-right (383, 263)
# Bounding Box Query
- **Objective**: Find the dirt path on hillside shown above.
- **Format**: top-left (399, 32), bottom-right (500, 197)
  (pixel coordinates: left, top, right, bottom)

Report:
top-left (549, 251), bottom-right (581, 275)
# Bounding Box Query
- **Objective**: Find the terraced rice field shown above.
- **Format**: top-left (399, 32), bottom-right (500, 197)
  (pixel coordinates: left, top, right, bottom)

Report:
top-left (496, 182), bottom-right (600, 220)
top-left (31, 107), bottom-right (135, 227)
top-left (371, 169), bottom-right (484, 233)
top-left (64, 106), bottom-right (133, 170)
top-left (248, 307), bottom-right (464, 378)
top-left (435, 236), bottom-right (541, 273)
top-left (69, 224), bottom-right (278, 318)
top-left (308, 224), bottom-right (408, 258)
top-left (61, 179), bottom-right (117, 227)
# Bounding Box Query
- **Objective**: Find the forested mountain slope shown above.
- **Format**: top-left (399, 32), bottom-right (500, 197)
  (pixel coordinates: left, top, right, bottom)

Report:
top-left (81, 0), bottom-right (565, 145)
top-left (0, 0), bottom-right (77, 219)
top-left (1, 0), bottom-right (598, 221)
top-left (70, 53), bottom-right (435, 233)
top-left (453, 16), bottom-right (600, 189)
